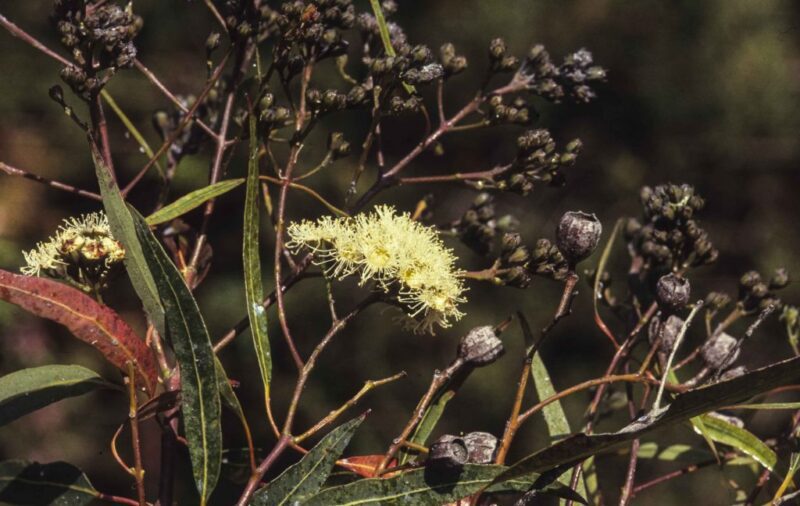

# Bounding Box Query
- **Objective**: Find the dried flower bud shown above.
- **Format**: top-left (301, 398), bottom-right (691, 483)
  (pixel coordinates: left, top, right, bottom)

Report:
top-left (701, 332), bottom-right (739, 370)
top-left (656, 273), bottom-right (691, 311)
top-left (555, 211), bottom-right (602, 264)
top-left (463, 432), bottom-right (498, 464)
top-left (427, 434), bottom-right (468, 470)
top-left (206, 32), bottom-right (221, 53)
top-left (327, 132), bottom-right (351, 159)
top-left (457, 326), bottom-right (504, 366)
top-left (770, 268), bottom-right (790, 290)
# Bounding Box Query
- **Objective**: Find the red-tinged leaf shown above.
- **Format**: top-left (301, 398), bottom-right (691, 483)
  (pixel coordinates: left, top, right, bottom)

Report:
top-left (0, 269), bottom-right (158, 395)
top-left (338, 455), bottom-right (397, 478)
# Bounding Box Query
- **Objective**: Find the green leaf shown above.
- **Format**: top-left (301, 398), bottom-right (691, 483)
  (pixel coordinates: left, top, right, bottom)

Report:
top-left (635, 443), bottom-right (714, 463)
top-left (697, 414), bottom-right (777, 471)
top-left (494, 355), bottom-right (800, 485)
top-left (243, 114), bottom-right (271, 401)
top-left (304, 465), bottom-right (555, 505)
top-left (0, 365), bottom-right (109, 427)
top-left (367, 0), bottom-right (415, 95)
top-left (145, 179), bottom-right (245, 226)
top-left (728, 402), bottom-right (800, 410)
top-left (129, 208), bottom-right (221, 505)
top-left (92, 148), bottom-right (165, 338)
top-left (530, 353), bottom-right (587, 501)
top-left (215, 357), bottom-right (255, 472)
top-left (0, 460), bottom-right (99, 505)
top-left (253, 415), bottom-right (366, 505)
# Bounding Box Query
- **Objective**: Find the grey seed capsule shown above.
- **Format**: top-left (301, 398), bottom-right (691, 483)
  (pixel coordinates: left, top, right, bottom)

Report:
top-left (457, 326), bottom-right (504, 366)
top-left (555, 211), bottom-right (602, 264)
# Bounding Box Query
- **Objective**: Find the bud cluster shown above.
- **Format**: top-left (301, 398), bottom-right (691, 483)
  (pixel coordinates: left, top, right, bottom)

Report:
top-left (518, 45), bottom-right (606, 103)
top-left (493, 130), bottom-right (582, 195)
top-left (54, 0), bottom-right (142, 97)
top-left (451, 193), bottom-right (517, 256)
top-left (625, 184), bottom-right (718, 270)
top-left (738, 268), bottom-right (789, 313)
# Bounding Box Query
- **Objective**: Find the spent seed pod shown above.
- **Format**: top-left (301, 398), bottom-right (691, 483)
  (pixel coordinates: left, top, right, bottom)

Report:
top-left (555, 211), bottom-right (602, 264)
top-left (457, 326), bottom-right (504, 366)
top-left (463, 431), bottom-right (498, 464)
top-left (427, 434), bottom-right (468, 470)
top-left (656, 273), bottom-right (691, 311)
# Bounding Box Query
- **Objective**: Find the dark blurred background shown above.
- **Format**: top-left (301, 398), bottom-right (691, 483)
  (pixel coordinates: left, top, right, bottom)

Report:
top-left (1, 1), bottom-right (800, 504)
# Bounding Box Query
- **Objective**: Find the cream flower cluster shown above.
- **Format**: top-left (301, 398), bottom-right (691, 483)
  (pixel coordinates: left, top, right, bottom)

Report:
top-left (22, 212), bottom-right (125, 278)
top-left (287, 205), bottom-right (466, 333)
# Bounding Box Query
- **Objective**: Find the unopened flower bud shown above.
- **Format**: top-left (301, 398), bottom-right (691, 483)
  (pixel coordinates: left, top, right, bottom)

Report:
top-left (427, 434), bottom-right (468, 470)
top-left (457, 326), bottom-right (504, 366)
top-left (555, 211), bottom-right (602, 264)
top-left (656, 273), bottom-right (691, 311)
top-left (463, 432), bottom-right (498, 464)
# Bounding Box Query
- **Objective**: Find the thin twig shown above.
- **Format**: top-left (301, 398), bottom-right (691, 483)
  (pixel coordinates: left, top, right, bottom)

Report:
top-left (654, 301), bottom-right (703, 410)
top-left (0, 161), bottom-right (102, 201)
top-left (126, 363), bottom-right (147, 506)
top-left (294, 371), bottom-right (407, 443)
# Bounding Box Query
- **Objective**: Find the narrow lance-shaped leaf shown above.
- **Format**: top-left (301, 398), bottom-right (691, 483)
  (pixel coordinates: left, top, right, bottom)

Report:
top-left (531, 353), bottom-right (587, 501)
top-left (304, 465), bottom-right (584, 506)
top-left (129, 208), bottom-right (221, 505)
top-left (215, 357), bottom-right (256, 473)
top-left (0, 365), bottom-right (111, 427)
top-left (244, 114), bottom-right (271, 401)
top-left (697, 414), bottom-right (777, 471)
top-left (0, 269), bottom-right (158, 394)
top-left (0, 460), bottom-right (99, 506)
top-left (494, 355), bottom-right (800, 485)
top-left (145, 179), bottom-right (245, 226)
top-left (92, 148), bottom-right (164, 337)
top-left (252, 415), bottom-right (366, 505)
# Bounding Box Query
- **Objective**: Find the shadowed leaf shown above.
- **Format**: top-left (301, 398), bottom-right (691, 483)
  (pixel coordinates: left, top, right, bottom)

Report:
top-left (244, 114), bottom-right (271, 404)
top-left (495, 355), bottom-right (800, 485)
top-left (145, 179), bottom-right (245, 226)
top-left (129, 208), bottom-right (221, 505)
top-left (0, 460), bottom-right (98, 505)
top-left (0, 269), bottom-right (158, 394)
top-left (0, 365), bottom-right (110, 426)
top-left (253, 415), bottom-right (366, 505)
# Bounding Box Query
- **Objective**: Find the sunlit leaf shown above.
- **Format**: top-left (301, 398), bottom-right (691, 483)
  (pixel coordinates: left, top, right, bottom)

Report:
top-left (243, 114), bottom-right (271, 402)
top-left (531, 352), bottom-right (587, 502)
top-left (92, 147), bottom-right (165, 337)
top-left (0, 269), bottom-right (158, 394)
top-left (145, 179), bottom-right (244, 226)
top-left (304, 465), bottom-right (584, 505)
top-left (696, 414), bottom-right (777, 471)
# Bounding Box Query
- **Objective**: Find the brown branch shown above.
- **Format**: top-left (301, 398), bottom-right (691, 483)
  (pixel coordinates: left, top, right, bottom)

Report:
top-left (377, 357), bottom-right (468, 474)
top-left (0, 161), bottom-right (102, 201)
top-left (126, 363), bottom-right (146, 506)
top-left (397, 164), bottom-right (512, 185)
top-left (121, 49), bottom-right (232, 196)
top-left (133, 59), bottom-right (217, 138)
top-left (236, 435), bottom-right (291, 506)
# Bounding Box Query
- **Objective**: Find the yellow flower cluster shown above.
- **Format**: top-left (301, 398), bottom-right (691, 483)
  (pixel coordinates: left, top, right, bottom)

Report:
top-left (22, 212), bottom-right (125, 278)
top-left (287, 205), bottom-right (466, 333)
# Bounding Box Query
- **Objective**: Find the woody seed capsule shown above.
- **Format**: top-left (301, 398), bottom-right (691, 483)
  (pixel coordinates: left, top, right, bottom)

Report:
top-left (463, 432), bottom-right (498, 464)
top-left (427, 434), bottom-right (468, 470)
top-left (555, 211), bottom-right (602, 264)
top-left (457, 326), bottom-right (504, 366)
top-left (656, 273), bottom-right (691, 311)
